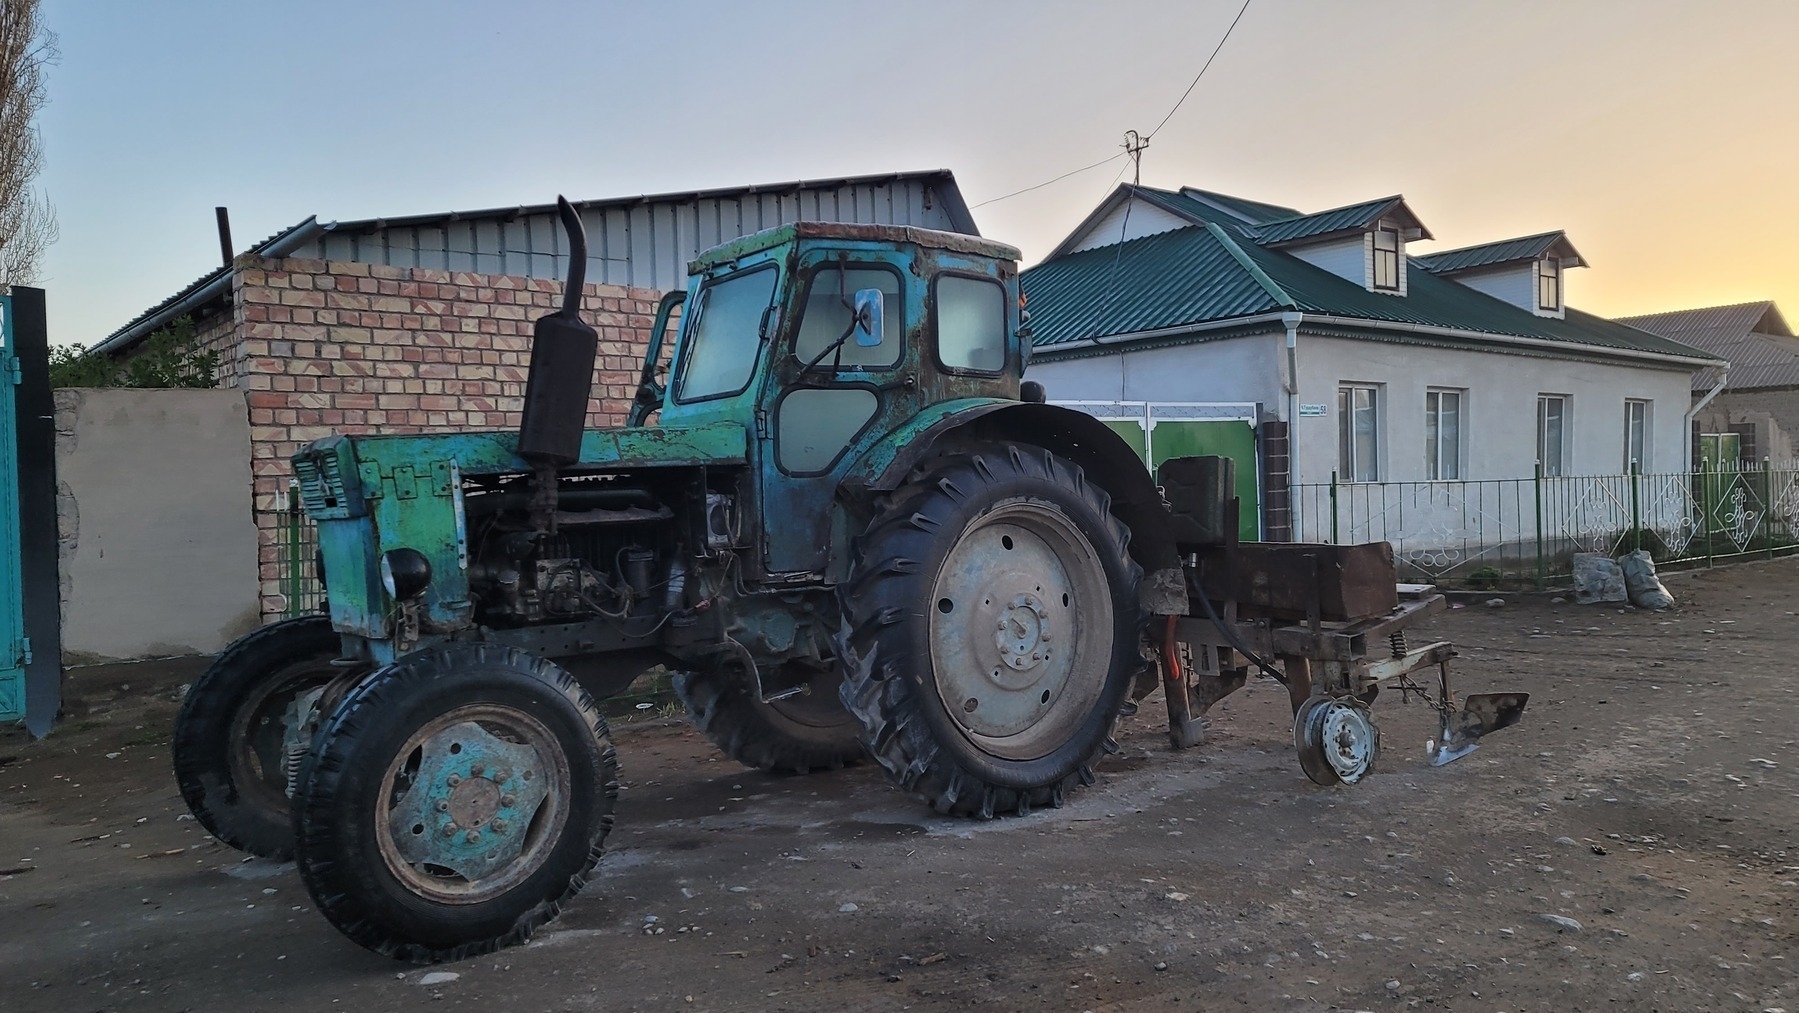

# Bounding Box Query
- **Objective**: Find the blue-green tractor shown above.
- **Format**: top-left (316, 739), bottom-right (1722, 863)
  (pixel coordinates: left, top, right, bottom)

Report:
top-left (171, 201), bottom-right (1525, 961)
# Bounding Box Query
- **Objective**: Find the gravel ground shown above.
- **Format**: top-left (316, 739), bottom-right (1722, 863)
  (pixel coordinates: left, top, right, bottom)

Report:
top-left (2, 557), bottom-right (1796, 1012)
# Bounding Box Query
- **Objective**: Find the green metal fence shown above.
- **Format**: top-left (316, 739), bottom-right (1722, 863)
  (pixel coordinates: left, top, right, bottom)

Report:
top-left (277, 482), bottom-right (324, 617)
top-left (1295, 461), bottom-right (1799, 588)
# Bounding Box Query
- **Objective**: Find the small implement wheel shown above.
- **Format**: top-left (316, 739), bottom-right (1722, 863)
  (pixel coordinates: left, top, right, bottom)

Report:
top-left (673, 661), bottom-right (862, 774)
top-left (292, 644), bottom-right (617, 962)
top-left (172, 614), bottom-right (353, 859)
top-left (838, 444), bottom-right (1144, 817)
top-left (1294, 694), bottom-right (1380, 786)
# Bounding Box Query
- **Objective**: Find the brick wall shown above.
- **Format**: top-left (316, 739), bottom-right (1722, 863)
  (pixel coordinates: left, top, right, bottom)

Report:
top-left (223, 255), bottom-right (666, 618)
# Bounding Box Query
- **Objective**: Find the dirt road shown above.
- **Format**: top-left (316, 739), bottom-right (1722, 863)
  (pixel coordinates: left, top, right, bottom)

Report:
top-left (3, 559), bottom-right (1797, 1012)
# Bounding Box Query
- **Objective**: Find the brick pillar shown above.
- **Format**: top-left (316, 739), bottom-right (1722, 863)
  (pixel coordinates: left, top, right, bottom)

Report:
top-left (1260, 419), bottom-right (1292, 542)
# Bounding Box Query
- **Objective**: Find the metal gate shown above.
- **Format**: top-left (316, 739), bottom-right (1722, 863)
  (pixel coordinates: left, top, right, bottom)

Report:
top-left (0, 294), bottom-right (25, 722)
top-left (1057, 401), bottom-right (1263, 541)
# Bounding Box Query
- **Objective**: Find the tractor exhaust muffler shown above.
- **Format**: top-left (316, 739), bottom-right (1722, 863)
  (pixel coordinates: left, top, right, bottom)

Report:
top-left (518, 196), bottom-right (599, 465)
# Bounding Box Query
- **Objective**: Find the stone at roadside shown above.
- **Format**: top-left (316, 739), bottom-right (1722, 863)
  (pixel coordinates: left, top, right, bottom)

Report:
top-left (417, 972), bottom-right (459, 985)
top-left (1619, 550), bottom-right (1675, 610)
top-left (1538, 914), bottom-right (1582, 932)
top-left (1485, 598), bottom-right (1505, 608)
top-left (1572, 553), bottom-right (1628, 604)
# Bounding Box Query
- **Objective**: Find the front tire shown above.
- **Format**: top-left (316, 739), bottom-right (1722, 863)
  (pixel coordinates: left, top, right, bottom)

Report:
top-left (837, 444), bottom-right (1144, 817)
top-left (673, 661), bottom-right (862, 774)
top-left (292, 644), bottom-right (617, 962)
top-left (171, 614), bottom-right (347, 859)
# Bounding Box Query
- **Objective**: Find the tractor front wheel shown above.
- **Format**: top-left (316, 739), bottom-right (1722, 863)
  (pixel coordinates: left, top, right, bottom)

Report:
top-left (673, 661), bottom-right (862, 774)
top-left (292, 644), bottom-right (617, 962)
top-left (837, 444), bottom-right (1144, 817)
top-left (171, 614), bottom-right (351, 859)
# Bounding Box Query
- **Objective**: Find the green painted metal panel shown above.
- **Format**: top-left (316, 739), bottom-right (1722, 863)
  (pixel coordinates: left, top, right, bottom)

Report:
top-left (0, 295), bottom-right (24, 722)
top-left (306, 422), bottom-right (748, 483)
top-left (1148, 420), bottom-right (1260, 542)
top-left (1103, 420), bottom-right (1146, 459)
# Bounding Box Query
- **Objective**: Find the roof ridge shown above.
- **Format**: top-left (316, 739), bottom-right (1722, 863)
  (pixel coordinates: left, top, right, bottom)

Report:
top-left (1256, 194), bottom-right (1402, 227)
top-left (1616, 299), bottom-right (1775, 321)
top-left (1202, 221), bottom-right (1296, 310)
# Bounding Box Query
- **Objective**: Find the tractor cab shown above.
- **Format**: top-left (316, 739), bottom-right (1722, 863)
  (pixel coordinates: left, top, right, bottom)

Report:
top-left (646, 223), bottom-right (1028, 578)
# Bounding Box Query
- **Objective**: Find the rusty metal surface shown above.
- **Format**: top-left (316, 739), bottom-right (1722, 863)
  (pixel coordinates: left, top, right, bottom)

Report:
top-left (1192, 542), bottom-right (1399, 623)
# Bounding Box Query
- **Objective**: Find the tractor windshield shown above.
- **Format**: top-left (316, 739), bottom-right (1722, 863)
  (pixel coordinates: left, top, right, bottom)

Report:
top-left (674, 265), bottom-right (779, 402)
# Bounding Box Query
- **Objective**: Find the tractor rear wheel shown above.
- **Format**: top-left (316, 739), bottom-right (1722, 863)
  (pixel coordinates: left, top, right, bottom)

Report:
top-left (292, 644), bottom-right (616, 962)
top-left (673, 661), bottom-right (862, 774)
top-left (171, 614), bottom-right (352, 859)
top-left (837, 444), bottom-right (1144, 817)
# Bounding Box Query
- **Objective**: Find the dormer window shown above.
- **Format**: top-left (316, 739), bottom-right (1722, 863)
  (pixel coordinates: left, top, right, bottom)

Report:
top-left (1372, 228), bottom-right (1401, 291)
top-left (1536, 258), bottom-right (1561, 312)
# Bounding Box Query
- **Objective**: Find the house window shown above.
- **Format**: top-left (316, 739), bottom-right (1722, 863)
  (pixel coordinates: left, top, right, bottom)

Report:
top-left (1337, 384), bottom-right (1381, 482)
top-left (1372, 228), bottom-right (1400, 291)
top-left (1537, 395), bottom-right (1568, 477)
top-left (1536, 258), bottom-right (1561, 312)
top-left (1624, 399), bottom-right (1651, 470)
top-left (1425, 389), bottom-right (1464, 480)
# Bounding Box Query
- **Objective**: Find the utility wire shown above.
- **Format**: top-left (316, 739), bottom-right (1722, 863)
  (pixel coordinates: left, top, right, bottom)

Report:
top-left (969, 151), bottom-right (1128, 209)
top-left (1146, 0), bottom-right (1252, 139)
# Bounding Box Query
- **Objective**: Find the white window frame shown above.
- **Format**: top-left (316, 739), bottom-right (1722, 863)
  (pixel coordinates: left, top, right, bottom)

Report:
top-left (1536, 394), bottom-right (1569, 477)
top-left (1425, 388), bottom-right (1466, 481)
top-left (1371, 227), bottom-right (1401, 291)
top-left (1624, 399), bottom-right (1652, 472)
top-left (1337, 383), bottom-right (1382, 483)
top-left (1536, 258), bottom-right (1561, 312)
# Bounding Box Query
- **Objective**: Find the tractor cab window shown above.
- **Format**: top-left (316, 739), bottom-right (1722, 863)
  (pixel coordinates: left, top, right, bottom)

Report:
top-left (935, 275), bottom-right (1007, 373)
top-left (674, 265), bottom-right (779, 403)
top-left (792, 266), bottom-right (903, 369)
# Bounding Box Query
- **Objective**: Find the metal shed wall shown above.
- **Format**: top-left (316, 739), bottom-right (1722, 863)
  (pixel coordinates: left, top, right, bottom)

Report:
top-left (290, 176), bottom-right (968, 292)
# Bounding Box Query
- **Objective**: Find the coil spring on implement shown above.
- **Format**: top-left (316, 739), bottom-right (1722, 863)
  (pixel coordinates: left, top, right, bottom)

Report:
top-left (1390, 630), bottom-right (1408, 658)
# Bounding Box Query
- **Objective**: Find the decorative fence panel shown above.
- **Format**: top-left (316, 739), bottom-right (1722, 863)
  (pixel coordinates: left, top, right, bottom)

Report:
top-left (1296, 463), bottom-right (1799, 587)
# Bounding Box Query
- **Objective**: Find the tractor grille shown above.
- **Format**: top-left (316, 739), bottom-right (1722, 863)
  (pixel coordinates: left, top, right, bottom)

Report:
top-left (293, 453), bottom-right (351, 520)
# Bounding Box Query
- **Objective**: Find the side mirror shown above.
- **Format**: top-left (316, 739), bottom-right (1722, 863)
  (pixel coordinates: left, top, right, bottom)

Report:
top-left (852, 289), bottom-right (884, 348)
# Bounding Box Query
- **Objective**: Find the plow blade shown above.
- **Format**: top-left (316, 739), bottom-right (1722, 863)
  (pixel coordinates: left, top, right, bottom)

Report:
top-left (1428, 692), bottom-right (1529, 766)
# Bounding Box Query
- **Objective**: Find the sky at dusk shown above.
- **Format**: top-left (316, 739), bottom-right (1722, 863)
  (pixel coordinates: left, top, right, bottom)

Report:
top-left (33, 0), bottom-right (1799, 347)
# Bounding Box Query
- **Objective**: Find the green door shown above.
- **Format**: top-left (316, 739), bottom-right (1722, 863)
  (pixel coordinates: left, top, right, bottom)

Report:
top-left (1102, 419), bottom-right (1147, 460)
top-left (1148, 419), bottom-right (1260, 541)
top-left (0, 295), bottom-right (25, 722)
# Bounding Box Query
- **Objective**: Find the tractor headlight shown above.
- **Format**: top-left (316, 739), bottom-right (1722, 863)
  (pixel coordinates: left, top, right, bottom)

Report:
top-left (379, 548), bottom-right (432, 600)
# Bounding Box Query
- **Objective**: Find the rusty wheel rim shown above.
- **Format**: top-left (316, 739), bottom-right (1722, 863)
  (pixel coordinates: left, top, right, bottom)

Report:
top-left (928, 500), bottom-right (1113, 761)
top-left (375, 704), bottom-right (571, 905)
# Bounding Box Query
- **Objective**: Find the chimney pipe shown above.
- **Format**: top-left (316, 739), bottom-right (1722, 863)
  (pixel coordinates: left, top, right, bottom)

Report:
top-left (215, 207), bottom-right (234, 268)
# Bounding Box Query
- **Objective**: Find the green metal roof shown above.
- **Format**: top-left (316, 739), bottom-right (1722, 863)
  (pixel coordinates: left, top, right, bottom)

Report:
top-left (1252, 196), bottom-right (1411, 245)
top-left (1024, 226), bottom-right (1282, 347)
top-left (1168, 187), bottom-right (1299, 225)
top-left (1022, 187), bottom-right (1720, 367)
top-left (1415, 231), bottom-right (1584, 275)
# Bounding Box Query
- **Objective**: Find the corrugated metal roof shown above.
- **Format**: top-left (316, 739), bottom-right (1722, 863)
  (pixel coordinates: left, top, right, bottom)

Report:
top-left (1251, 196), bottom-right (1425, 245)
top-left (1023, 226), bottom-right (1283, 347)
top-left (1023, 186), bottom-right (1719, 367)
top-left (1415, 231), bottom-right (1586, 274)
top-left (102, 169), bottom-right (974, 354)
top-left (1174, 187), bottom-right (1300, 225)
top-left (1617, 302), bottom-right (1799, 390)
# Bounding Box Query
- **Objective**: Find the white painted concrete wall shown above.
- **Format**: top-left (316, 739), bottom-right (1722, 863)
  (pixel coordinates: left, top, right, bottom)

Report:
top-left (1066, 199), bottom-right (1194, 253)
top-left (1027, 333), bottom-right (1282, 407)
top-left (54, 389), bottom-right (262, 663)
top-left (1288, 334), bottom-right (1695, 484)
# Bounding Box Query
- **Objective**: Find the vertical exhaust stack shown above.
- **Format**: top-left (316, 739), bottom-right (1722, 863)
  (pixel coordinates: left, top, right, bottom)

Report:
top-left (518, 196), bottom-right (600, 465)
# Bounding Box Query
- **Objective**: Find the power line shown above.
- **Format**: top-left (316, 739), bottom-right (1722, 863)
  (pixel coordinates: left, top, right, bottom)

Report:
top-left (1146, 0), bottom-right (1252, 139)
top-left (969, 151), bottom-right (1128, 209)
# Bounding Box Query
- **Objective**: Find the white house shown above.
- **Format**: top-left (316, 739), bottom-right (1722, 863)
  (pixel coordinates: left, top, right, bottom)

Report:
top-left (1022, 185), bottom-right (1721, 550)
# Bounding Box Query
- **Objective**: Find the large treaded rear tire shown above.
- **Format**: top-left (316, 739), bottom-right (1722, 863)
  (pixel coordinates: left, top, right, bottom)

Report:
top-left (835, 443), bottom-right (1144, 817)
top-left (673, 662), bottom-right (862, 774)
top-left (171, 614), bottom-right (343, 859)
top-left (293, 644), bottom-right (617, 962)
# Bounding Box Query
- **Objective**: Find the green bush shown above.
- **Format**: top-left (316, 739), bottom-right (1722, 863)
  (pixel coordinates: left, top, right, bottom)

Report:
top-left (48, 316), bottom-right (220, 389)
top-left (1466, 565), bottom-right (1504, 591)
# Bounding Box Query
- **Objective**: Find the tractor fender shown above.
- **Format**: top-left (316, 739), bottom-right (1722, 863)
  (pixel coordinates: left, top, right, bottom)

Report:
top-left (841, 399), bottom-right (1188, 615)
